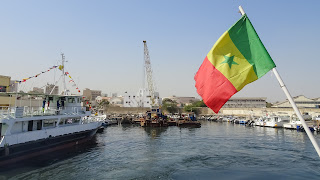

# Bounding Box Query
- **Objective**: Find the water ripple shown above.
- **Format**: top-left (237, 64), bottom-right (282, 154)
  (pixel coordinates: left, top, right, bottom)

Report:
top-left (2, 122), bottom-right (320, 179)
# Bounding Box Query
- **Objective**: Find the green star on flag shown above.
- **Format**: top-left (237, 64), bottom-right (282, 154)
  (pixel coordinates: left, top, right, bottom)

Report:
top-left (194, 13), bottom-right (276, 113)
top-left (221, 55), bottom-right (238, 68)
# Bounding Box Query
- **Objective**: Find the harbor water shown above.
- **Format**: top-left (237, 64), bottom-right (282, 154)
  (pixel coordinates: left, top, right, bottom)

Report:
top-left (2, 121), bottom-right (320, 179)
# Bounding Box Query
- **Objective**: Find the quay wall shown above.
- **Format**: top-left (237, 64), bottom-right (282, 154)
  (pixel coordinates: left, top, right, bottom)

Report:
top-left (103, 106), bottom-right (320, 117)
top-left (103, 106), bottom-right (150, 114)
top-left (202, 107), bottom-right (320, 117)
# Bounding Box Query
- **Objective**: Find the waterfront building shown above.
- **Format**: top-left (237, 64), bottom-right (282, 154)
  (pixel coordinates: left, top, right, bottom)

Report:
top-left (0, 75), bottom-right (10, 93)
top-left (123, 88), bottom-right (161, 108)
top-left (162, 96), bottom-right (266, 108)
top-left (45, 84), bottom-right (59, 95)
top-left (223, 97), bottom-right (267, 108)
top-left (95, 96), bottom-right (123, 107)
top-left (0, 75), bottom-right (16, 106)
top-left (95, 96), bottom-right (110, 104)
top-left (272, 95), bottom-right (320, 108)
top-left (9, 80), bottom-right (18, 92)
top-left (31, 87), bottom-right (44, 94)
top-left (83, 88), bottom-right (102, 101)
top-left (109, 96), bottom-right (124, 107)
top-left (162, 96), bottom-right (200, 107)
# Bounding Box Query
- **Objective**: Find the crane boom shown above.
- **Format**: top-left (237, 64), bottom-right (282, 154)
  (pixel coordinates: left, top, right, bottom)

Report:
top-left (143, 40), bottom-right (156, 106)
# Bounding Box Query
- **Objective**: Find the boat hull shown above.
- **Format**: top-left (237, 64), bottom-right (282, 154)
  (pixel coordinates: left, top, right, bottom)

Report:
top-left (0, 128), bottom-right (98, 166)
top-left (264, 121), bottom-right (285, 128)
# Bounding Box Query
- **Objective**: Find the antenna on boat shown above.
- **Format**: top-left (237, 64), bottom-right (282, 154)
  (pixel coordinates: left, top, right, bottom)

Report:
top-left (61, 53), bottom-right (69, 95)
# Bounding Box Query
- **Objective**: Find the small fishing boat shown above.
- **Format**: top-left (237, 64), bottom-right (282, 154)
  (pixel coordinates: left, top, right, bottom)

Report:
top-left (264, 115), bottom-right (290, 128)
top-left (140, 107), bottom-right (168, 127)
top-left (177, 113), bottom-right (201, 128)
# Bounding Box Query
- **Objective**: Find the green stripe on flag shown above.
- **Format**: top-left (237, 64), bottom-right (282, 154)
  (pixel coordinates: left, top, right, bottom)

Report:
top-left (228, 14), bottom-right (276, 78)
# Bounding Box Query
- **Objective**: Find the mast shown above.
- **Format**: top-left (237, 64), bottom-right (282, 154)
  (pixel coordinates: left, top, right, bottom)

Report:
top-left (61, 53), bottom-right (67, 95)
top-left (239, 5), bottom-right (320, 158)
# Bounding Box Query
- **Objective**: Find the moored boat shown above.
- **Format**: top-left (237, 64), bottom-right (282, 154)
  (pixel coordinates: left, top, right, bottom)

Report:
top-left (0, 93), bottom-right (102, 166)
top-left (0, 55), bottom-right (102, 166)
top-left (177, 120), bottom-right (201, 128)
top-left (140, 107), bottom-right (168, 127)
top-left (264, 115), bottom-right (290, 128)
top-left (177, 113), bottom-right (201, 128)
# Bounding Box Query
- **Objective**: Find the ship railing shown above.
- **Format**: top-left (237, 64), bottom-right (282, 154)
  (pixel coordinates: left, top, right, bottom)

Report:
top-left (0, 106), bottom-right (10, 119)
top-left (81, 116), bottom-right (97, 124)
top-left (1, 106), bottom-right (89, 119)
top-left (59, 106), bottom-right (85, 115)
top-left (0, 106), bottom-right (17, 119)
top-left (21, 106), bottom-right (57, 117)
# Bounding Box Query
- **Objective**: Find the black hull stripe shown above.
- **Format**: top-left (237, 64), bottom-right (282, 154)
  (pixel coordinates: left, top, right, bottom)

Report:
top-left (0, 128), bottom-right (98, 166)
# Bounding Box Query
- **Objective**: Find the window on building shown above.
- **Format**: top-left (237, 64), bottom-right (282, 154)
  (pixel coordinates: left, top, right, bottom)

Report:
top-left (0, 86), bottom-right (6, 92)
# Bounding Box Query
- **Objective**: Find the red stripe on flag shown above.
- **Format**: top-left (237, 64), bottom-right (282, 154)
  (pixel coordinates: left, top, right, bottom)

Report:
top-left (194, 56), bottom-right (237, 113)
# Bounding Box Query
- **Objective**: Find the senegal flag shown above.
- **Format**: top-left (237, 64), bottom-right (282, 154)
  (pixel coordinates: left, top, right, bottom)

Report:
top-left (194, 14), bottom-right (276, 113)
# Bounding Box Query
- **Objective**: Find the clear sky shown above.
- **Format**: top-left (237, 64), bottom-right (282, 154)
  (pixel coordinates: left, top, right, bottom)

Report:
top-left (1, 0), bottom-right (319, 103)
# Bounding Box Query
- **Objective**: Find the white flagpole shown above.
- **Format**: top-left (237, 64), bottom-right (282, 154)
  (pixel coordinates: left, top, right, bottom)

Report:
top-left (239, 5), bottom-right (320, 157)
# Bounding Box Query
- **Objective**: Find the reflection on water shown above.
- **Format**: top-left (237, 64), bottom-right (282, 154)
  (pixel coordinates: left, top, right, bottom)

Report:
top-left (0, 136), bottom-right (99, 179)
top-left (144, 127), bottom-right (167, 139)
top-left (2, 122), bottom-right (320, 180)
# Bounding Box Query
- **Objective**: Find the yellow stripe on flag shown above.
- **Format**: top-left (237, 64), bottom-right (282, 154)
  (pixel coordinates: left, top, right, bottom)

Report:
top-left (206, 31), bottom-right (258, 91)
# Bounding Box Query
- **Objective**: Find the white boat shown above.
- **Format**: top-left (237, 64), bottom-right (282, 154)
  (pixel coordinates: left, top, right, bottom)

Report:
top-left (283, 114), bottom-right (300, 129)
top-left (0, 56), bottom-right (102, 166)
top-left (283, 114), bottom-right (315, 130)
top-left (96, 115), bottom-right (118, 126)
top-left (264, 115), bottom-right (290, 128)
top-left (0, 93), bottom-right (102, 166)
top-left (313, 115), bottom-right (320, 121)
top-left (254, 116), bottom-right (266, 126)
top-left (239, 117), bottom-right (248, 124)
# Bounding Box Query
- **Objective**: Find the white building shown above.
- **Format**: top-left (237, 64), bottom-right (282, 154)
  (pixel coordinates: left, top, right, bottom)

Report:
top-left (9, 80), bottom-right (18, 92)
top-left (272, 95), bottom-right (320, 108)
top-left (32, 87), bottom-right (44, 94)
top-left (110, 97), bottom-right (123, 107)
top-left (123, 88), bottom-right (161, 108)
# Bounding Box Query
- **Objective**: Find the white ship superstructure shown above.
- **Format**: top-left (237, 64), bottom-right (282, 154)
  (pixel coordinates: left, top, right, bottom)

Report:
top-left (0, 54), bottom-right (101, 166)
top-left (0, 93), bottom-right (101, 165)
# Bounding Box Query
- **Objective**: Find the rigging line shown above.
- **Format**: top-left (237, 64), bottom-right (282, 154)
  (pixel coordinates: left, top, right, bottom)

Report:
top-left (49, 74), bottom-right (63, 95)
top-left (54, 65), bottom-right (56, 86)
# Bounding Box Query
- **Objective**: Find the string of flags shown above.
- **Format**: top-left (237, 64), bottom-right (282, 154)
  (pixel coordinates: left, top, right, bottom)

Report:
top-left (4, 65), bottom-right (81, 93)
top-left (65, 72), bottom-right (81, 93)
top-left (14, 65), bottom-right (59, 84)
